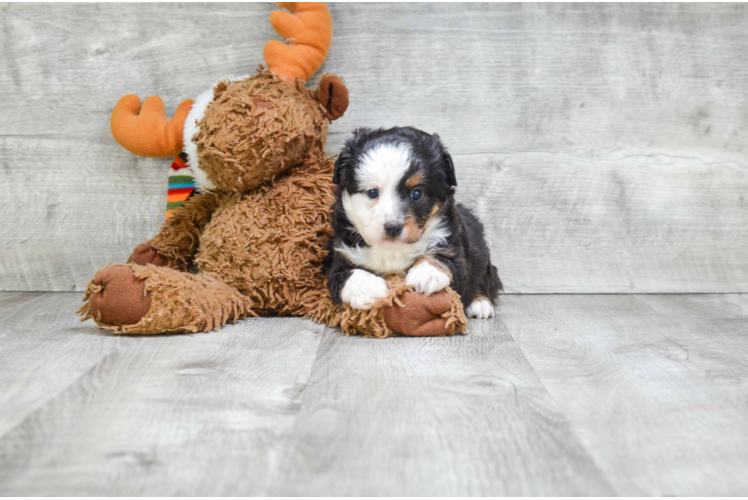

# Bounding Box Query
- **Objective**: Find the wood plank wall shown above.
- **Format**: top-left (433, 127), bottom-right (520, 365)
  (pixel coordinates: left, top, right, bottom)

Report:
top-left (1, 3), bottom-right (747, 292)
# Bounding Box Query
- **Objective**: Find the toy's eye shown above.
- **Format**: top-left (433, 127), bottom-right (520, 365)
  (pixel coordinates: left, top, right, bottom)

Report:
top-left (367, 189), bottom-right (379, 199)
top-left (410, 189), bottom-right (423, 201)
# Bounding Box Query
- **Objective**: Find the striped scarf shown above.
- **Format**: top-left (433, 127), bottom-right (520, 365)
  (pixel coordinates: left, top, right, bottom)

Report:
top-left (166, 152), bottom-right (197, 220)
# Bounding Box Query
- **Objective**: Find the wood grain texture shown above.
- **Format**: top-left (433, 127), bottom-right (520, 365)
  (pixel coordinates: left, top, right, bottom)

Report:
top-left (2, 292), bottom-right (748, 495)
top-left (2, 3), bottom-right (748, 292)
top-left (501, 294), bottom-right (748, 496)
top-left (0, 138), bottom-right (165, 291)
top-left (455, 151), bottom-right (748, 293)
top-left (271, 319), bottom-right (613, 496)
top-left (0, 293), bottom-right (118, 436)
top-left (0, 293), bottom-right (324, 496)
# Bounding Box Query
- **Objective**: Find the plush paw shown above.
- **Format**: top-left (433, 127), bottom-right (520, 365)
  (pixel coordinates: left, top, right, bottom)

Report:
top-left (341, 269), bottom-right (390, 310)
top-left (127, 243), bottom-right (169, 267)
top-left (406, 261), bottom-right (451, 295)
top-left (384, 290), bottom-right (454, 336)
top-left (466, 298), bottom-right (494, 319)
top-left (88, 266), bottom-right (152, 325)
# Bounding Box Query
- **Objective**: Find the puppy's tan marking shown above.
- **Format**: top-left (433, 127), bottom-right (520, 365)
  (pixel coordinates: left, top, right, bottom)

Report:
top-left (403, 217), bottom-right (422, 243)
top-left (405, 203), bottom-right (442, 244)
top-left (423, 202), bottom-right (442, 222)
top-left (406, 173), bottom-right (424, 190)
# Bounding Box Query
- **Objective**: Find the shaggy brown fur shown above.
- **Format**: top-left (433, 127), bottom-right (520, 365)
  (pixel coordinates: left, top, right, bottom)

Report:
top-left (195, 72), bottom-right (328, 193)
top-left (149, 191), bottom-right (228, 270)
top-left (79, 263), bottom-right (254, 334)
top-left (79, 69), bottom-right (468, 338)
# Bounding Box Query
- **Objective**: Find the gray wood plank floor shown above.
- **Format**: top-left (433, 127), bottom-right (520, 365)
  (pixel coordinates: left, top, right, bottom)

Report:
top-left (1, 292), bottom-right (747, 496)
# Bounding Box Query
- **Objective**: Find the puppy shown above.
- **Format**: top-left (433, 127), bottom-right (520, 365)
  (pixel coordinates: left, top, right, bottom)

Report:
top-left (324, 127), bottom-right (502, 319)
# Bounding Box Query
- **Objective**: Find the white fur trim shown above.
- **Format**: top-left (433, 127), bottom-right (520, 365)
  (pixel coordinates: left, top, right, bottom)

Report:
top-left (466, 298), bottom-right (494, 319)
top-left (183, 75), bottom-right (250, 192)
top-left (183, 86), bottom-right (216, 191)
top-left (405, 261), bottom-right (451, 295)
top-left (340, 269), bottom-right (390, 310)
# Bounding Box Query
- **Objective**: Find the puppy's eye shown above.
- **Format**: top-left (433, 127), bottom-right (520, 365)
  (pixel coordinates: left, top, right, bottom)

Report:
top-left (410, 189), bottom-right (423, 201)
top-left (366, 189), bottom-right (379, 199)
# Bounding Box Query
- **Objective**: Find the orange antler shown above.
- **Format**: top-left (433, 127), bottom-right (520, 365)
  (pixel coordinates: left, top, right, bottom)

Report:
top-left (110, 95), bottom-right (194, 158)
top-left (264, 2), bottom-right (333, 82)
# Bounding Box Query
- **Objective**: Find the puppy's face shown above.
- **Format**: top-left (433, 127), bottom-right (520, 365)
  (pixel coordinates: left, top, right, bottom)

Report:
top-left (334, 127), bottom-right (457, 247)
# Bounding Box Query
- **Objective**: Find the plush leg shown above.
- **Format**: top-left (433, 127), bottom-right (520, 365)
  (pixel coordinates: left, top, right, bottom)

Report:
top-left (299, 276), bottom-right (468, 338)
top-left (126, 243), bottom-right (171, 267)
top-left (382, 290), bottom-right (463, 337)
top-left (78, 264), bottom-right (253, 334)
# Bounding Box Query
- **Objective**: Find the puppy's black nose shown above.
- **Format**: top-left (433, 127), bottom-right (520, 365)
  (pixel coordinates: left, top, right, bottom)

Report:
top-left (384, 222), bottom-right (404, 238)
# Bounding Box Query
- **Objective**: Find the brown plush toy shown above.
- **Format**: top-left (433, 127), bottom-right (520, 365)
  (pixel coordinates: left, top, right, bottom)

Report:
top-left (78, 2), bottom-right (468, 338)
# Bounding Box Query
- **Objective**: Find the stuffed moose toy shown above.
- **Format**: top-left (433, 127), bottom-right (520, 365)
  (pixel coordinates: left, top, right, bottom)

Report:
top-left (78, 2), bottom-right (468, 338)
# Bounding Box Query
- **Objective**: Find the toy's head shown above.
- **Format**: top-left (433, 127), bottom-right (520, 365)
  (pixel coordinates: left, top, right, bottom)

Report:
top-left (110, 2), bottom-right (348, 193)
top-left (191, 69), bottom-right (347, 193)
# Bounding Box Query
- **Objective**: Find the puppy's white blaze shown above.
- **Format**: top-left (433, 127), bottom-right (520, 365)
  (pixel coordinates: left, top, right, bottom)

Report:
top-left (356, 142), bottom-right (411, 193)
top-left (335, 216), bottom-right (450, 274)
top-left (466, 298), bottom-right (494, 319)
top-left (342, 143), bottom-right (411, 246)
top-left (340, 269), bottom-right (390, 310)
top-left (406, 261), bottom-right (451, 295)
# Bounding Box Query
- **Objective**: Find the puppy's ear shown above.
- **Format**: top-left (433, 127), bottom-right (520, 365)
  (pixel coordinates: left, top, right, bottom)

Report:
top-left (433, 134), bottom-right (457, 187)
top-left (442, 150), bottom-right (457, 187)
top-left (333, 127), bottom-right (372, 185)
top-left (332, 152), bottom-right (349, 185)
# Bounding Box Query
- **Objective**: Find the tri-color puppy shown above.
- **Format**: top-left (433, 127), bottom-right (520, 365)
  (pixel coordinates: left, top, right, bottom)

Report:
top-left (324, 127), bottom-right (502, 318)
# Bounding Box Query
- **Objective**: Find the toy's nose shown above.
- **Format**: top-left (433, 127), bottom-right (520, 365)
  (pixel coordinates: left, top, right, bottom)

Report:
top-left (384, 222), bottom-right (404, 238)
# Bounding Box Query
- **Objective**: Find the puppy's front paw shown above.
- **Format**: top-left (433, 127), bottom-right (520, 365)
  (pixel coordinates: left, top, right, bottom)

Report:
top-left (341, 269), bottom-right (390, 310)
top-left (406, 260), bottom-right (451, 295)
top-left (466, 298), bottom-right (494, 319)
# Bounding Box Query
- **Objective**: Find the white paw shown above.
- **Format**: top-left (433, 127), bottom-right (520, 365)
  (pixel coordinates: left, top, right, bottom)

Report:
top-left (406, 261), bottom-right (451, 295)
top-left (341, 269), bottom-right (390, 310)
top-left (466, 298), bottom-right (494, 319)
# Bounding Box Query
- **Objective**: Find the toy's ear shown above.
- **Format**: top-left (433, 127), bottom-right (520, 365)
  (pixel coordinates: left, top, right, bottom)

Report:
top-left (316, 74), bottom-right (349, 121)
